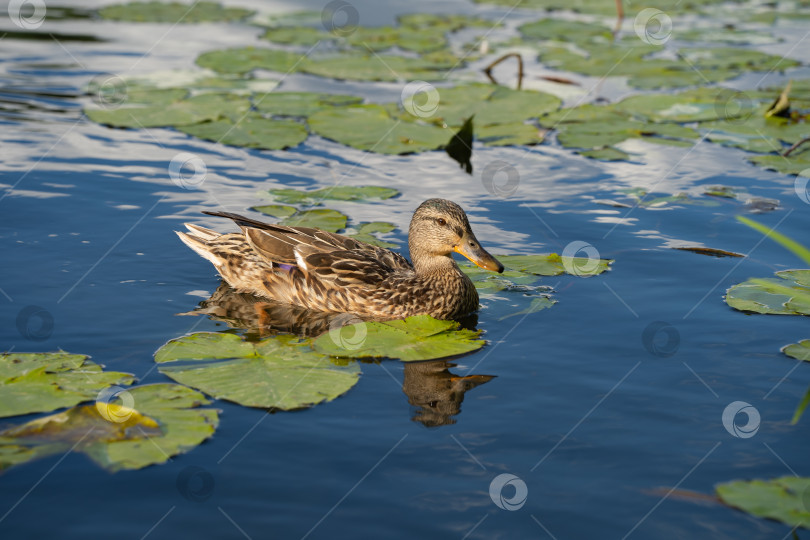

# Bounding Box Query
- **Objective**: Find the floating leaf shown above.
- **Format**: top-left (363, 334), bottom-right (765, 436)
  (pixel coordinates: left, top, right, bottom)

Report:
top-left (312, 315), bottom-right (485, 362)
top-left (302, 53), bottom-right (458, 82)
top-left (0, 352), bottom-right (135, 418)
top-left (250, 204), bottom-right (297, 219)
top-left (179, 114), bottom-right (308, 150)
top-left (477, 122), bottom-right (546, 146)
top-left (254, 92), bottom-right (363, 117)
top-left (346, 222), bottom-right (398, 248)
top-left (749, 145), bottom-right (810, 175)
top-left (155, 333), bottom-right (360, 409)
top-left (268, 185), bottom-right (399, 205)
top-left (0, 383), bottom-right (218, 472)
top-left (614, 88), bottom-right (760, 123)
top-left (308, 104), bottom-right (450, 154)
top-left (580, 147), bottom-right (630, 161)
top-left (725, 270), bottom-right (810, 315)
top-left (716, 477), bottom-right (810, 529)
top-left (281, 209), bottom-right (348, 232)
top-left (98, 1), bottom-right (253, 23)
top-left (498, 253), bottom-right (613, 276)
top-left (499, 296), bottom-right (556, 320)
top-left (85, 93), bottom-right (250, 128)
top-left (782, 340), bottom-right (810, 362)
top-left (261, 26), bottom-right (331, 46)
top-left (196, 47), bottom-right (305, 75)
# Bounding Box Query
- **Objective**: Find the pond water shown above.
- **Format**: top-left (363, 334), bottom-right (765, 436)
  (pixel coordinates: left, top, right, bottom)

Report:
top-left (1, 1), bottom-right (809, 538)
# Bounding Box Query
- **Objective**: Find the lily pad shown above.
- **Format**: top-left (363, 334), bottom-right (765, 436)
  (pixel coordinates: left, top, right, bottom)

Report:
top-left (302, 53), bottom-right (459, 82)
top-left (346, 222), bottom-right (398, 248)
top-left (614, 88), bottom-right (761, 123)
top-left (783, 340), bottom-right (810, 362)
top-left (85, 93), bottom-right (250, 128)
top-left (749, 145), bottom-right (810, 175)
top-left (0, 383), bottom-right (218, 473)
top-left (497, 253), bottom-right (613, 276)
top-left (196, 47), bottom-right (306, 75)
top-left (499, 296), bottom-right (557, 320)
top-left (250, 204), bottom-right (297, 219)
top-left (250, 206), bottom-right (347, 231)
top-left (308, 104), bottom-right (450, 154)
top-left (312, 315), bottom-right (484, 362)
top-left (725, 270), bottom-right (810, 315)
top-left (178, 114), bottom-right (308, 150)
top-left (254, 92), bottom-right (363, 117)
top-left (716, 476), bottom-right (810, 529)
top-left (0, 352), bottom-right (135, 418)
top-left (155, 333), bottom-right (359, 410)
top-left (268, 185), bottom-right (399, 205)
top-left (98, 1), bottom-right (253, 23)
top-left (580, 147), bottom-right (630, 161)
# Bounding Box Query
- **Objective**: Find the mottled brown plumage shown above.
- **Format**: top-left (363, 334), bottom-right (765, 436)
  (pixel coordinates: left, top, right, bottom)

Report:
top-left (176, 198), bottom-right (504, 320)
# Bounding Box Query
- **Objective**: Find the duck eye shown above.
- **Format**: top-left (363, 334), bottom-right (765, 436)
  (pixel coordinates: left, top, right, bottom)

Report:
top-left (436, 218), bottom-right (446, 226)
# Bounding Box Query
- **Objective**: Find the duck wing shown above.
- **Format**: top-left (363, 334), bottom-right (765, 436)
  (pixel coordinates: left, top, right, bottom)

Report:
top-left (203, 211), bottom-right (413, 285)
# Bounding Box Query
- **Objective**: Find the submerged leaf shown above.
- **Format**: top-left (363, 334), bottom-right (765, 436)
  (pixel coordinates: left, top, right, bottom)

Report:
top-left (155, 333), bottom-right (360, 409)
top-left (0, 352), bottom-right (135, 418)
top-left (0, 383), bottom-right (218, 472)
top-left (312, 315), bottom-right (485, 362)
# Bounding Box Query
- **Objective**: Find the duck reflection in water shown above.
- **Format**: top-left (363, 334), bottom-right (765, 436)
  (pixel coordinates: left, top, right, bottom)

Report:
top-left (182, 282), bottom-right (495, 427)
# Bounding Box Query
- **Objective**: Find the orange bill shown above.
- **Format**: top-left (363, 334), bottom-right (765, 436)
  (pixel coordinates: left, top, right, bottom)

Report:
top-left (454, 234), bottom-right (504, 273)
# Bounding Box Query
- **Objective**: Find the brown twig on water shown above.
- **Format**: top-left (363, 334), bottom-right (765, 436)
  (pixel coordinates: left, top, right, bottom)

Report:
top-left (783, 136), bottom-right (810, 157)
top-left (613, 0), bottom-right (624, 39)
top-left (483, 53), bottom-right (524, 90)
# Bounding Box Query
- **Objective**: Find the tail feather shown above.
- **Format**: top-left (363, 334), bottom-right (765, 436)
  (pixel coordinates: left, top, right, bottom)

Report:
top-left (184, 223), bottom-right (219, 241)
top-left (175, 230), bottom-right (225, 267)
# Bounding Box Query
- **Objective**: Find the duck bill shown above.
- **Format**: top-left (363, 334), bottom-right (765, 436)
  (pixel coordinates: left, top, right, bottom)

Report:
top-left (454, 235), bottom-right (504, 273)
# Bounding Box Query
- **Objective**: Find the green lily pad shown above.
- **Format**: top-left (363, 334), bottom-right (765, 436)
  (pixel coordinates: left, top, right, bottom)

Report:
top-left (749, 145), bottom-right (810, 175)
top-left (0, 383), bottom-right (218, 473)
top-left (478, 122), bottom-right (546, 146)
top-left (716, 476), bottom-right (810, 529)
top-left (302, 53), bottom-right (459, 82)
top-left (155, 333), bottom-right (359, 409)
top-left (312, 315), bottom-right (484, 362)
top-left (0, 352), bottom-right (136, 418)
top-left (726, 270), bottom-right (810, 315)
top-left (178, 114), bottom-right (308, 150)
top-left (346, 222), bottom-right (398, 248)
top-left (268, 185), bottom-right (399, 205)
top-left (98, 1), bottom-right (253, 23)
top-left (282, 209), bottom-right (348, 232)
top-left (498, 253), bottom-right (613, 276)
top-left (783, 340), bottom-right (810, 362)
top-left (580, 147), bottom-right (631, 161)
top-left (254, 92), bottom-right (363, 117)
top-left (308, 104), bottom-right (450, 154)
top-left (614, 88), bottom-right (761, 123)
top-left (250, 204), bottom-right (298, 219)
top-left (85, 93), bottom-right (250, 128)
top-left (261, 25), bottom-right (332, 46)
top-left (518, 18), bottom-right (613, 47)
top-left (196, 47), bottom-right (305, 75)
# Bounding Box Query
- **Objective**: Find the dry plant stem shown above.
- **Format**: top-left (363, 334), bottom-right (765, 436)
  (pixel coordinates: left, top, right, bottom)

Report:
top-left (783, 136), bottom-right (810, 157)
top-left (483, 53), bottom-right (524, 90)
top-left (613, 0), bottom-right (624, 38)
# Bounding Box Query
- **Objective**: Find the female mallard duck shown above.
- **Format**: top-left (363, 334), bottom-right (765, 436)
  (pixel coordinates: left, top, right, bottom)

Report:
top-left (177, 198), bottom-right (504, 320)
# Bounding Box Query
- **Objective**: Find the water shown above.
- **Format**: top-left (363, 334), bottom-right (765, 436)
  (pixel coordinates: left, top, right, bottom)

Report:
top-left (1, 1), bottom-right (809, 538)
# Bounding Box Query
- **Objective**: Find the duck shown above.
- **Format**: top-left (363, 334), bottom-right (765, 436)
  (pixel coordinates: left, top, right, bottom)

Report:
top-left (176, 198), bottom-right (504, 320)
